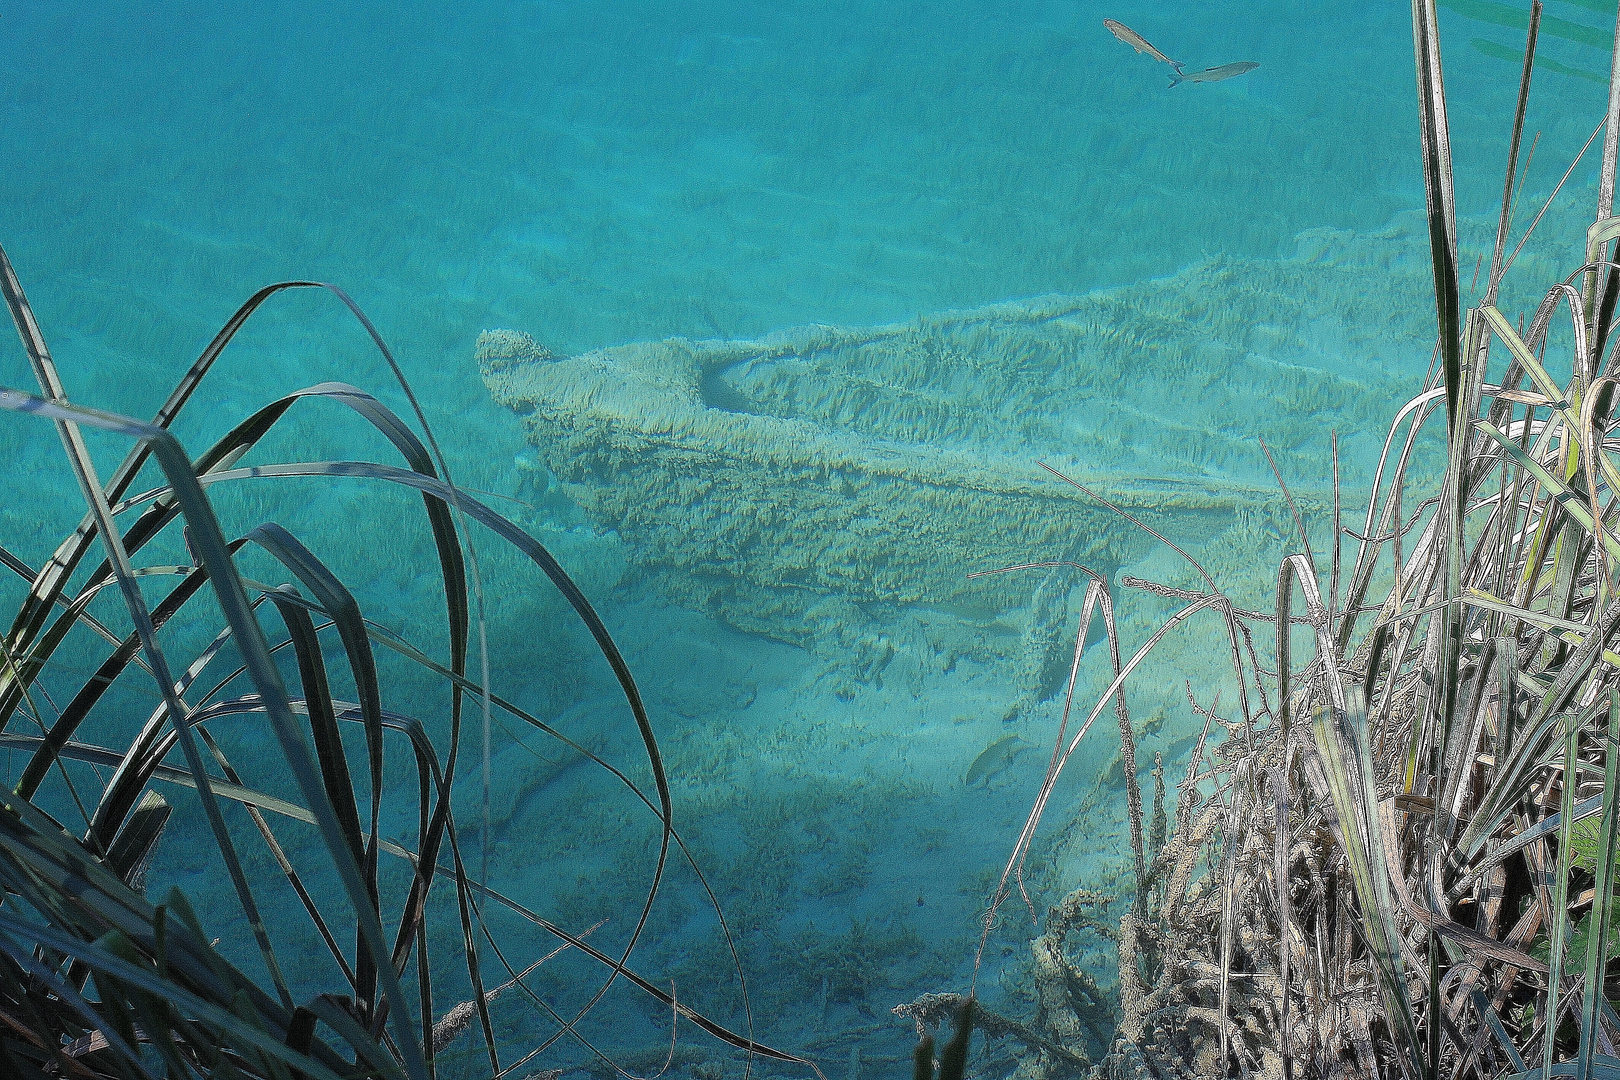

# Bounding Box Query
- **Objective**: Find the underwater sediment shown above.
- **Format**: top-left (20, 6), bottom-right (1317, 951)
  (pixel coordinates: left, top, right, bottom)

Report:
top-left (481, 222), bottom-right (1431, 708)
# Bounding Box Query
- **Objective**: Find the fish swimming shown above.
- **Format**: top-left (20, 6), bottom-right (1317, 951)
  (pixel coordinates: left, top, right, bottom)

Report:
top-left (1103, 19), bottom-right (1182, 72)
top-left (965, 734), bottom-right (1034, 788)
top-left (1169, 61), bottom-right (1260, 87)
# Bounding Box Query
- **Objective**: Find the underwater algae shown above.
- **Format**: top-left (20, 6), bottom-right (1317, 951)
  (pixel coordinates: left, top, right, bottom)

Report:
top-left (481, 224), bottom-right (1432, 712)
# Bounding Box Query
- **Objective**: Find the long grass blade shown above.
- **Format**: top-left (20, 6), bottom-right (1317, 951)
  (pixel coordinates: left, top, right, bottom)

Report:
top-left (0, 284), bottom-right (303, 1018)
top-left (1413, 0), bottom-right (1460, 443)
top-left (1312, 697), bottom-right (1423, 1072)
top-left (1545, 711), bottom-right (1581, 1080)
top-left (1488, 1), bottom-right (1542, 304)
top-left (0, 388), bottom-right (431, 1080)
top-left (1576, 692), bottom-right (1620, 1079)
top-left (1593, 0), bottom-right (1620, 240)
top-left (0, 913), bottom-right (384, 1080)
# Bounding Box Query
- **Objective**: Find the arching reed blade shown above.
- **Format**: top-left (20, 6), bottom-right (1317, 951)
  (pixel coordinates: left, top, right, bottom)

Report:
top-left (1413, 0), bottom-right (1460, 428)
top-left (1485, 1), bottom-right (1540, 306)
top-left (1576, 694), bottom-right (1620, 1079)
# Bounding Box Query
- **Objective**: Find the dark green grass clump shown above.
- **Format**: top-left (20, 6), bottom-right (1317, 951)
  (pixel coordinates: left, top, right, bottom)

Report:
top-left (0, 246), bottom-right (813, 1080)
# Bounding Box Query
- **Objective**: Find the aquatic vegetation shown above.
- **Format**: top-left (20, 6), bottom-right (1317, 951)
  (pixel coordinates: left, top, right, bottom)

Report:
top-left (480, 254), bottom-right (1418, 720)
top-left (898, 995), bottom-right (975, 1080)
top-left (0, 247), bottom-right (806, 1078)
top-left (937, 1), bottom-right (1620, 1077)
top-left (792, 917), bottom-right (925, 1011)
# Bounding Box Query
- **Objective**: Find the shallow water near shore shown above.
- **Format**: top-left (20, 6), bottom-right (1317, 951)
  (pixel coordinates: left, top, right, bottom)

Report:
top-left (0, 1), bottom-right (1615, 1074)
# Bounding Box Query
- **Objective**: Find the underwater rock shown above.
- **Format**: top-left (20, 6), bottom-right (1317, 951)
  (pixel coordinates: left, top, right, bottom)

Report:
top-left (481, 241), bottom-right (1423, 692)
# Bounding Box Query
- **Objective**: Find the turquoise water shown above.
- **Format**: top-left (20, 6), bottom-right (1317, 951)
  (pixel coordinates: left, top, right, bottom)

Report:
top-left (0, 1), bottom-right (1615, 1075)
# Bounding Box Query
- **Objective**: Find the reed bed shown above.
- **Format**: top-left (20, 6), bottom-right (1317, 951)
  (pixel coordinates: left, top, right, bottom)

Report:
top-left (0, 246), bottom-right (815, 1079)
top-left (931, 2), bottom-right (1620, 1078)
